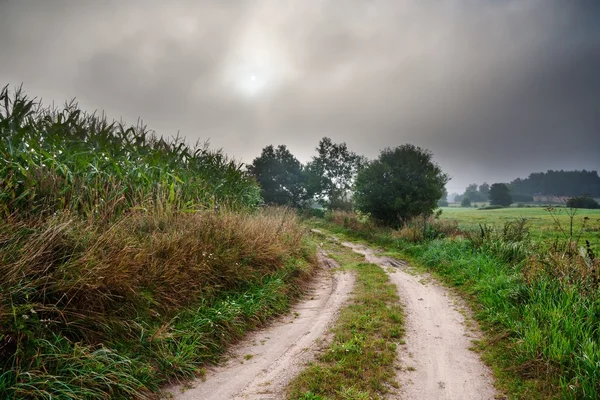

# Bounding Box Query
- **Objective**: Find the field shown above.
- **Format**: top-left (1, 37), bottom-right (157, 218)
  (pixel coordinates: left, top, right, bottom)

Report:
top-left (439, 206), bottom-right (600, 250)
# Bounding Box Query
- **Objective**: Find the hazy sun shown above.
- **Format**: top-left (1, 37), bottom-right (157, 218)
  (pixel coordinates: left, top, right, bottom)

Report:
top-left (222, 24), bottom-right (292, 99)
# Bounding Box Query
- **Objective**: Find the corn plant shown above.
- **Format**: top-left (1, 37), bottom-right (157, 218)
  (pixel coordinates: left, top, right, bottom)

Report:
top-left (0, 85), bottom-right (261, 220)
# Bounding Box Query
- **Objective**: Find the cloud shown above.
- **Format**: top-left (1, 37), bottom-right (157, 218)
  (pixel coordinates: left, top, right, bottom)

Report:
top-left (1, 0), bottom-right (598, 191)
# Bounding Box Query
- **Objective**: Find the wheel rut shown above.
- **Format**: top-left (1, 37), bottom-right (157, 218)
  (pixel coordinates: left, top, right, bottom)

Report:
top-left (341, 241), bottom-right (498, 400)
top-left (166, 255), bottom-right (355, 400)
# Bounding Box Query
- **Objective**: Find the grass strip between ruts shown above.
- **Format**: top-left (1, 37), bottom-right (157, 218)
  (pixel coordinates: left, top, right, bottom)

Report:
top-left (287, 236), bottom-right (404, 400)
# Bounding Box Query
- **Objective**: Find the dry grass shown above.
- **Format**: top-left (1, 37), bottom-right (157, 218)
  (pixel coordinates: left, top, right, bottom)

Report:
top-left (0, 207), bottom-right (316, 398)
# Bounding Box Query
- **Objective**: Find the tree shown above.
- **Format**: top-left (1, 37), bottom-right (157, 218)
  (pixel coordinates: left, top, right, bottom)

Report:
top-left (464, 183), bottom-right (485, 202)
top-left (306, 137), bottom-right (364, 210)
top-left (489, 183), bottom-right (513, 207)
top-left (478, 182), bottom-right (490, 198)
top-left (437, 187), bottom-right (449, 207)
top-left (247, 145), bottom-right (311, 207)
top-left (566, 196), bottom-right (600, 209)
top-left (510, 170), bottom-right (600, 197)
top-left (354, 144), bottom-right (449, 227)
top-left (461, 197), bottom-right (471, 207)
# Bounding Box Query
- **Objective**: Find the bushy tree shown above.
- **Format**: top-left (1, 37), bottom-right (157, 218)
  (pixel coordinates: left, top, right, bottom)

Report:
top-left (479, 182), bottom-right (490, 197)
top-left (461, 197), bottom-right (471, 207)
top-left (306, 137), bottom-right (364, 210)
top-left (489, 183), bottom-right (513, 207)
top-left (354, 144), bottom-right (449, 227)
top-left (247, 145), bottom-right (311, 207)
top-left (566, 196), bottom-right (600, 209)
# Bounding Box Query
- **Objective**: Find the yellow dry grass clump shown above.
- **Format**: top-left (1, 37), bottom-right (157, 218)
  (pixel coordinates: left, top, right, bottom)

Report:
top-left (1, 207), bottom-right (315, 369)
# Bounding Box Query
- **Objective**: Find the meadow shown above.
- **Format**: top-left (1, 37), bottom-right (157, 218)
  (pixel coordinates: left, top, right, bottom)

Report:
top-left (440, 206), bottom-right (600, 250)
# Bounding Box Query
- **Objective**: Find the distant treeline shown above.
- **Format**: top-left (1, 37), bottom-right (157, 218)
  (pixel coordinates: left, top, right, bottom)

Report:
top-left (453, 170), bottom-right (600, 204)
top-left (510, 170), bottom-right (600, 197)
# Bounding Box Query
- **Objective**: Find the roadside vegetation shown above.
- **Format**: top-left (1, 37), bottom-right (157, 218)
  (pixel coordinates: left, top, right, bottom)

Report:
top-left (287, 234), bottom-right (404, 400)
top-left (4, 82), bottom-right (599, 399)
top-left (310, 210), bottom-right (600, 399)
top-left (0, 86), bottom-right (316, 399)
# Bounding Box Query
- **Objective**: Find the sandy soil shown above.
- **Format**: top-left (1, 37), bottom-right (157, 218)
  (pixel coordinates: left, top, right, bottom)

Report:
top-left (166, 254), bottom-right (355, 400)
top-left (342, 241), bottom-right (498, 400)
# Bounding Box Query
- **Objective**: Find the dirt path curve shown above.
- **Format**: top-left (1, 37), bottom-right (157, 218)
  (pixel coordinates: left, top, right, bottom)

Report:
top-left (167, 255), bottom-right (355, 400)
top-left (342, 241), bottom-right (498, 400)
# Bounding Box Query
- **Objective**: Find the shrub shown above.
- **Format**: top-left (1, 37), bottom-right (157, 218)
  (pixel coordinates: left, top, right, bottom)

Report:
top-left (325, 210), bottom-right (377, 233)
top-left (478, 205), bottom-right (504, 210)
top-left (463, 218), bottom-right (531, 263)
top-left (461, 197), bottom-right (471, 207)
top-left (393, 215), bottom-right (460, 243)
top-left (566, 196), bottom-right (600, 209)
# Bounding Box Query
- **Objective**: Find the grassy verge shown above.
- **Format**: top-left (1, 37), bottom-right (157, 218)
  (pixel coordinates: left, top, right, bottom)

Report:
top-left (1, 209), bottom-right (317, 399)
top-left (308, 214), bottom-right (600, 399)
top-left (287, 235), bottom-right (404, 400)
top-left (0, 86), bottom-right (317, 399)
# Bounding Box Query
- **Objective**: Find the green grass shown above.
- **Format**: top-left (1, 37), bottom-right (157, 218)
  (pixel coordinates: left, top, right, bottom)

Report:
top-left (0, 85), bottom-right (261, 220)
top-left (439, 206), bottom-right (600, 250)
top-left (1, 209), bottom-right (318, 399)
top-left (2, 273), bottom-right (301, 399)
top-left (312, 213), bottom-right (600, 399)
top-left (401, 240), bottom-right (600, 399)
top-left (287, 236), bottom-right (404, 400)
top-left (0, 85), bottom-right (317, 399)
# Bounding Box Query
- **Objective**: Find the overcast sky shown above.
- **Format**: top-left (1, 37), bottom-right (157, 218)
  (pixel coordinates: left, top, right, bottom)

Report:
top-left (1, 0), bottom-right (599, 193)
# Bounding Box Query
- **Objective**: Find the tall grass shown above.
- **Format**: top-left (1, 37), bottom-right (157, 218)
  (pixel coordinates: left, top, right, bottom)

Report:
top-left (0, 85), bottom-right (261, 220)
top-left (1, 206), bottom-right (316, 399)
top-left (0, 85), bottom-right (315, 399)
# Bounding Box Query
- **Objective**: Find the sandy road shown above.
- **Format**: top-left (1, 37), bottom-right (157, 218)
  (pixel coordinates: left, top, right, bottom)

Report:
top-left (342, 241), bottom-right (498, 400)
top-left (167, 253), bottom-right (355, 400)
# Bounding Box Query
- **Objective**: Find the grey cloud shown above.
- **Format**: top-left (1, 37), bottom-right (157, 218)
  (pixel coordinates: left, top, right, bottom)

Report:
top-left (0, 0), bottom-right (598, 191)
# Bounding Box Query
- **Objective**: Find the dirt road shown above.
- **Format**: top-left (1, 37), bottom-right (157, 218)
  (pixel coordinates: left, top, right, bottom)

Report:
top-left (342, 241), bottom-right (498, 400)
top-left (167, 254), bottom-right (355, 400)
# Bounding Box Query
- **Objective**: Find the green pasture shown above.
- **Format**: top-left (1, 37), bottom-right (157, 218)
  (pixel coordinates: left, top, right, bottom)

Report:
top-left (439, 207), bottom-right (600, 248)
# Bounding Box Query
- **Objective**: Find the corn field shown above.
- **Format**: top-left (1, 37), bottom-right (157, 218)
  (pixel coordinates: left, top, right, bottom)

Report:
top-left (0, 85), bottom-right (261, 220)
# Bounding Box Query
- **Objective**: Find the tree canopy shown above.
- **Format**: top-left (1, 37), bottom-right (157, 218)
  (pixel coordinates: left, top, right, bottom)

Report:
top-left (354, 144), bottom-right (449, 226)
top-left (566, 196), bottom-right (600, 209)
top-left (510, 170), bottom-right (600, 197)
top-left (307, 137), bottom-right (364, 210)
top-left (247, 145), bottom-right (311, 207)
top-left (489, 183), bottom-right (513, 207)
